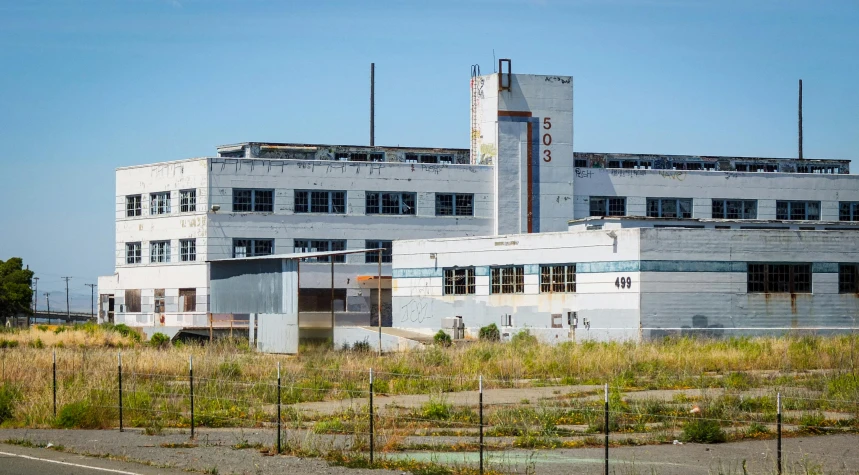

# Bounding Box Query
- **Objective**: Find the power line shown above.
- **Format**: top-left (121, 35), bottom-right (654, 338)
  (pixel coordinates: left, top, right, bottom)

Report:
top-left (85, 284), bottom-right (97, 319)
top-left (61, 277), bottom-right (72, 323)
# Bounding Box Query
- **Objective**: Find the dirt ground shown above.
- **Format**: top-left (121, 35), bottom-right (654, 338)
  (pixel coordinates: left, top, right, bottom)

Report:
top-left (0, 428), bottom-right (856, 475)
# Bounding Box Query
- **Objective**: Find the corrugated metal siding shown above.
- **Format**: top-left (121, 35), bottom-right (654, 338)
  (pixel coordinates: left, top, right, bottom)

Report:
top-left (210, 260), bottom-right (284, 314)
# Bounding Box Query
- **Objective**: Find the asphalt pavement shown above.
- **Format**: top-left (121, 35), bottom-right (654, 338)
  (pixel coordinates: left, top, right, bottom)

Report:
top-left (0, 443), bottom-right (185, 475)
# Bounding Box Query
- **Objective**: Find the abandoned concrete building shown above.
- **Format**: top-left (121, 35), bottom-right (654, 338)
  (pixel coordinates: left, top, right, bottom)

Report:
top-left (97, 65), bottom-right (857, 348)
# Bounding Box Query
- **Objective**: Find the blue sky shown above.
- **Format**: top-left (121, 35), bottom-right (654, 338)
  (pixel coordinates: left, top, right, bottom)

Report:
top-left (1, 0), bottom-right (857, 311)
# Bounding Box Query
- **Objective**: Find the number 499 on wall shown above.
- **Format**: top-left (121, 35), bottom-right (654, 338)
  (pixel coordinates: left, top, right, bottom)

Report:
top-left (615, 276), bottom-right (632, 289)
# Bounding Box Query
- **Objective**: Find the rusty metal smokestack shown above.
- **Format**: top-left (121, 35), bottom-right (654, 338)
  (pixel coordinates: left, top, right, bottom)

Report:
top-left (370, 63), bottom-right (375, 147)
top-left (798, 79), bottom-right (803, 159)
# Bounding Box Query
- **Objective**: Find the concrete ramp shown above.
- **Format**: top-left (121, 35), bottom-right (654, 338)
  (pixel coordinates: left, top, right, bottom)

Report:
top-left (334, 326), bottom-right (429, 352)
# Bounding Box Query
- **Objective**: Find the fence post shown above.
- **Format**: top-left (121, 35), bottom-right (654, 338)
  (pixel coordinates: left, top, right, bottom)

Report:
top-left (52, 350), bottom-right (57, 418)
top-left (479, 375), bottom-right (484, 475)
top-left (369, 368), bottom-right (374, 464)
top-left (118, 352), bottom-right (123, 432)
top-left (189, 355), bottom-right (195, 439)
top-left (604, 383), bottom-right (609, 475)
top-left (777, 392), bottom-right (782, 475)
top-left (277, 361), bottom-right (281, 454)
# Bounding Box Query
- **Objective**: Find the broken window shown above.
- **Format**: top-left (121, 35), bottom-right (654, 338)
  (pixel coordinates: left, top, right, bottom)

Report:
top-left (439, 155), bottom-right (453, 164)
top-left (180, 239), bottom-right (196, 262)
top-left (233, 238), bottom-right (273, 258)
top-left (444, 267), bottom-right (476, 295)
top-left (839, 202), bottom-right (859, 222)
top-left (747, 263), bottom-right (811, 293)
top-left (124, 289), bottom-right (141, 313)
top-left (125, 242), bottom-right (141, 264)
top-left (293, 239), bottom-right (346, 262)
top-left (574, 159), bottom-right (588, 168)
top-left (365, 192), bottom-right (416, 215)
top-left (335, 152), bottom-right (349, 161)
top-left (150, 241), bottom-right (170, 263)
top-left (365, 240), bottom-right (393, 263)
top-left (294, 190), bottom-right (346, 214)
top-left (179, 288), bottom-right (196, 312)
top-left (126, 195), bottom-right (142, 217)
top-left (404, 153), bottom-right (418, 163)
top-left (839, 264), bottom-right (859, 293)
top-left (232, 189), bottom-right (274, 212)
top-left (370, 153), bottom-right (385, 162)
top-left (490, 266), bottom-right (524, 294)
top-left (180, 189), bottom-right (196, 212)
top-left (712, 199), bottom-right (757, 219)
top-left (420, 155), bottom-right (439, 164)
top-left (776, 201), bottom-right (820, 220)
top-left (154, 289), bottom-right (165, 313)
top-left (349, 153), bottom-right (367, 162)
top-left (150, 192), bottom-right (170, 215)
top-left (589, 197), bottom-right (626, 217)
top-left (646, 198), bottom-right (692, 218)
top-left (435, 193), bottom-right (474, 216)
top-left (540, 264), bottom-right (576, 293)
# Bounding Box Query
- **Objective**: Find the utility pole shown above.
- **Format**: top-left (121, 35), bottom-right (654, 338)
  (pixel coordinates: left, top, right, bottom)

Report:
top-left (85, 284), bottom-right (97, 320)
top-left (31, 277), bottom-right (39, 327)
top-left (61, 277), bottom-right (72, 323)
top-left (44, 293), bottom-right (51, 324)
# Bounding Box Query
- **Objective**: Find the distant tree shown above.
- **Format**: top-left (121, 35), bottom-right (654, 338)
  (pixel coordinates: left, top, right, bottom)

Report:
top-left (0, 258), bottom-right (34, 323)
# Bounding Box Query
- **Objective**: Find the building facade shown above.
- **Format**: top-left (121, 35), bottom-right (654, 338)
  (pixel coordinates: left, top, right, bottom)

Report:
top-left (98, 68), bottom-right (856, 341)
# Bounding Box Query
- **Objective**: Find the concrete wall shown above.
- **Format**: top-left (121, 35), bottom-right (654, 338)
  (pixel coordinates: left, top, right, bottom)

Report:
top-left (637, 228), bottom-right (859, 337)
top-left (392, 229), bottom-right (642, 342)
top-left (573, 168), bottom-right (859, 220)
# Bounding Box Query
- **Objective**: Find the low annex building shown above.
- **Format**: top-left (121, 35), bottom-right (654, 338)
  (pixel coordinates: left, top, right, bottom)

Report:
top-left (391, 218), bottom-right (859, 342)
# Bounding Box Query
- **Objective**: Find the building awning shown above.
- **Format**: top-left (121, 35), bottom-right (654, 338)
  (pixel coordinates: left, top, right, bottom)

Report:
top-left (356, 275), bottom-right (392, 282)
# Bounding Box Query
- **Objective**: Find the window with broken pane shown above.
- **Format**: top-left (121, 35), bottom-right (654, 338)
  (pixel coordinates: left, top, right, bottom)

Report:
top-left (444, 267), bottom-right (476, 295)
top-left (490, 266), bottom-right (524, 294)
top-left (747, 263), bottom-right (811, 293)
top-left (150, 192), bottom-right (170, 215)
top-left (126, 195), bottom-right (142, 217)
top-left (180, 239), bottom-right (196, 262)
top-left (589, 197), bottom-right (626, 217)
top-left (125, 242), bottom-right (141, 264)
top-left (436, 194), bottom-right (474, 216)
top-left (232, 189), bottom-right (274, 212)
top-left (365, 240), bottom-right (393, 263)
top-left (540, 264), bottom-right (576, 293)
top-left (232, 238), bottom-right (273, 258)
top-left (293, 190), bottom-right (346, 214)
top-left (366, 192), bottom-right (416, 215)
top-left (150, 240), bottom-right (170, 263)
top-left (293, 239), bottom-right (345, 262)
top-left (179, 189), bottom-right (196, 212)
top-left (646, 198), bottom-right (692, 218)
top-left (712, 199), bottom-right (757, 219)
top-left (839, 202), bottom-right (859, 222)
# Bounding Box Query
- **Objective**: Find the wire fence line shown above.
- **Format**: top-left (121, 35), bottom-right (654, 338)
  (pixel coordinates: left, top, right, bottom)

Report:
top-left (2, 350), bottom-right (857, 474)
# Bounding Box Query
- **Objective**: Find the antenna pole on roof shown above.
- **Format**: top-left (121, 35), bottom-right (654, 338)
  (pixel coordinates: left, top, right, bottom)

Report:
top-left (798, 79), bottom-right (803, 159)
top-left (370, 63), bottom-right (375, 147)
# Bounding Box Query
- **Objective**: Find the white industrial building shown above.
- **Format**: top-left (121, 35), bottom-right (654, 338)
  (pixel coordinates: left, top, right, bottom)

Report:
top-left (97, 63), bottom-right (858, 345)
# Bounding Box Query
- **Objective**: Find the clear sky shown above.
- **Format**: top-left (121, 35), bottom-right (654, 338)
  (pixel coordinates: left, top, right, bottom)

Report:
top-left (1, 0), bottom-right (857, 311)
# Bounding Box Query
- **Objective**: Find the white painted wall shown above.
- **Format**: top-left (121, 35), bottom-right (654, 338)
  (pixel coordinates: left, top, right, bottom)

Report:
top-left (573, 168), bottom-right (859, 220)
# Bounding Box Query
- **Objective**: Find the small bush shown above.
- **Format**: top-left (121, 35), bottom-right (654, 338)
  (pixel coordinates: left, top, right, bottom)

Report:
top-left (351, 339), bottom-right (371, 353)
top-left (478, 323), bottom-right (500, 341)
top-left (149, 332), bottom-right (171, 348)
top-left (511, 329), bottom-right (538, 347)
top-left (420, 397), bottom-right (452, 421)
top-left (56, 397), bottom-right (114, 429)
top-left (217, 360), bottom-right (242, 379)
top-left (113, 324), bottom-right (141, 342)
top-left (0, 384), bottom-right (20, 424)
top-left (433, 330), bottom-right (451, 347)
top-left (36, 325), bottom-right (49, 332)
top-left (746, 422), bottom-right (770, 438)
top-left (28, 338), bottom-right (44, 349)
top-left (681, 418), bottom-right (726, 443)
top-left (0, 340), bottom-right (19, 349)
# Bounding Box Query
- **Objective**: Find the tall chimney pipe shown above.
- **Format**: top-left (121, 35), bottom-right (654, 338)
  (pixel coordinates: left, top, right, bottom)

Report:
top-left (798, 79), bottom-right (803, 159)
top-left (370, 63), bottom-right (375, 147)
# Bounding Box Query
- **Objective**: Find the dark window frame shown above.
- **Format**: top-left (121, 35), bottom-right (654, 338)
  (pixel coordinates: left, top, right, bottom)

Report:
top-left (435, 193), bottom-right (474, 216)
top-left (839, 264), bottom-right (859, 294)
top-left (293, 239), bottom-right (346, 262)
top-left (179, 189), bottom-right (197, 213)
top-left (444, 267), bottom-right (476, 295)
top-left (776, 200), bottom-right (820, 221)
top-left (125, 242), bottom-right (142, 264)
top-left (365, 240), bottom-right (393, 263)
top-left (126, 195), bottom-right (142, 217)
top-left (232, 189), bottom-right (274, 213)
top-left (589, 197), bottom-right (626, 217)
top-left (365, 191), bottom-right (416, 215)
top-left (232, 238), bottom-right (274, 258)
top-left (646, 198), bottom-right (693, 218)
top-left (294, 190), bottom-right (346, 214)
top-left (150, 240), bottom-right (171, 263)
top-left (839, 202), bottom-right (859, 222)
top-left (180, 239), bottom-right (196, 262)
top-left (490, 266), bottom-right (525, 294)
top-left (747, 263), bottom-right (812, 293)
top-left (540, 264), bottom-right (577, 293)
top-left (712, 199), bottom-right (757, 219)
top-left (149, 192), bottom-right (171, 215)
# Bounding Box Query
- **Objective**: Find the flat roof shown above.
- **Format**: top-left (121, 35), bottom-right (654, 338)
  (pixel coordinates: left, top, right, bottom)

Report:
top-left (207, 248), bottom-right (382, 263)
top-left (216, 141), bottom-right (469, 153)
top-left (569, 216), bottom-right (859, 226)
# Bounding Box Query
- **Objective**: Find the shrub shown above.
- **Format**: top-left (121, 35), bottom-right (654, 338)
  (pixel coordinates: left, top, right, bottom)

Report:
top-left (28, 338), bottom-right (44, 349)
top-left (433, 330), bottom-right (451, 347)
top-left (0, 340), bottom-right (19, 349)
top-left (511, 329), bottom-right (538, 346)
top-left (351, 339), bottom-right (371, 353)
top-left (149, 332), bottom-right (171, 348)
top-left (217, 360), bottom-right (242, 379)
top-left (56, 396), bottom-right (114, 429)
top-left (420, 397), bottom-right (452, 421)
top-left (680, 418), bottom-right (726, 443)
top-left (478, 323), bottom-right (500, 341)
top-left (0, 384), bottom-right (19, 424)
top-left (113, 324), bottom-right (141, 342)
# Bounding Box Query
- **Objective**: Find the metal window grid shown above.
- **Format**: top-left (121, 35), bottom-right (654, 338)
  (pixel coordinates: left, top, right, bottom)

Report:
top-left (253, 190), bottom-right (273, 212)
top-left (747, 263), bottom-right (811, 293)
top-left (455, 194), bottom-right (474, 216)
top-left (233, 189), bottom-right (253, 212)
top-left (540, 265), bottom-right (576, 293)
top-left (365, 241), bottom-right (393, 263)
top-left (126, 195), bottom-right (142, 217)
top-left (150, 192), bottom-right (170, 215)
top-left (839, 264), bottom-right (858, 293)
top-left (491, 266), bottom-right (524, 294)
top-left (125, 243), bottom-right (141, 264)
top-left (180, 239), bottom-right (196, 262)
top-left (180, 189), bottom-right (196, 212)
top-left (777, 201), bottom-right (821, 220)
top-left (150, 241), bottom-right (170, 263)
top-left (444, 268), bottom-right (475, 295)
top-left (436, 194), bottom-right (454, 216)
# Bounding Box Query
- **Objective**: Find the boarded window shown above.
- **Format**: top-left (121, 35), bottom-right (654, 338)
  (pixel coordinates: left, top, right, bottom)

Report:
top-left (154, 289), bottom-right (165, 313)
top-left (179, 288), bottom-right (197, 312)
top-left (124, 289), bottom-right (141, 313)
top-left (551, 314), bottom-right (563, 329)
